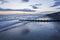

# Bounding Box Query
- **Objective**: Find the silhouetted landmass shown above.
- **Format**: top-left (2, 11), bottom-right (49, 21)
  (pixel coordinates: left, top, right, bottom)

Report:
top-left (46, 12), bottom-right (60, 20)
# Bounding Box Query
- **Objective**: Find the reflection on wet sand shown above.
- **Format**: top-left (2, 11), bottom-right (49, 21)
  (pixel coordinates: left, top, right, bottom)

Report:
top-left (0, 12), bottom-right (60, 40)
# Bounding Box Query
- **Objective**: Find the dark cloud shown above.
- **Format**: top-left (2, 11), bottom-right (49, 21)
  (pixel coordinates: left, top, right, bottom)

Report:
top-left (51, 0), bottom-right (60, 7)
top-left (0, 8), bottom-right (36, 12)
top-left (30, 4), bottom-right (42, 9)
top-left (22, 0), bottom-right (29, 2)
top-left (51, 2), bottom-right (60, 7)
top-left (0, 0), bottom-right (8, 4)
top-left (0, 8), bottom-right (13, 11)
top-left (0, 8), bottom-right (3, 10)
top-left (54, 0), bottom-right (60, 1)
top-left (19, 9), bottom-right (36, 12)
top-left (0, 0), bottom-right (4, 1)
top-left (31, 5), bottom-right (38, 9)
top-left (35, 4), bottom-right (42, 6)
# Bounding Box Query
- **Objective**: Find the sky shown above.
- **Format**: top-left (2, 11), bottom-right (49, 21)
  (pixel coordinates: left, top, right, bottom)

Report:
top-left (0, 0), bottom-right (60, 12)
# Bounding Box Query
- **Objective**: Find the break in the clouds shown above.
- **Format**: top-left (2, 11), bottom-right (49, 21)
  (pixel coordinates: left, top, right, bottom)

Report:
top-left (0, 0), bottom-right (60, 12)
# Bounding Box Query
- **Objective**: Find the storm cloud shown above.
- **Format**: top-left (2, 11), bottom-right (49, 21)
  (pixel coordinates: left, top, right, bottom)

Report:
top-left (51, 0), bottom-right (60, 7)
top-left (22, 0), bottom-right (29, 2)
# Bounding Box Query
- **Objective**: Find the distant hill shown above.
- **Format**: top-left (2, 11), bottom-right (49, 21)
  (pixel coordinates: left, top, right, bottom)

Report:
top-left (46, 12), bottom-right (60, 20)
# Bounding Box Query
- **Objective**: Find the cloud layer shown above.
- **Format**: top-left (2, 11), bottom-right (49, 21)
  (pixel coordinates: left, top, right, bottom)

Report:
top-left (0, 0), bottom-right (60, 12)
